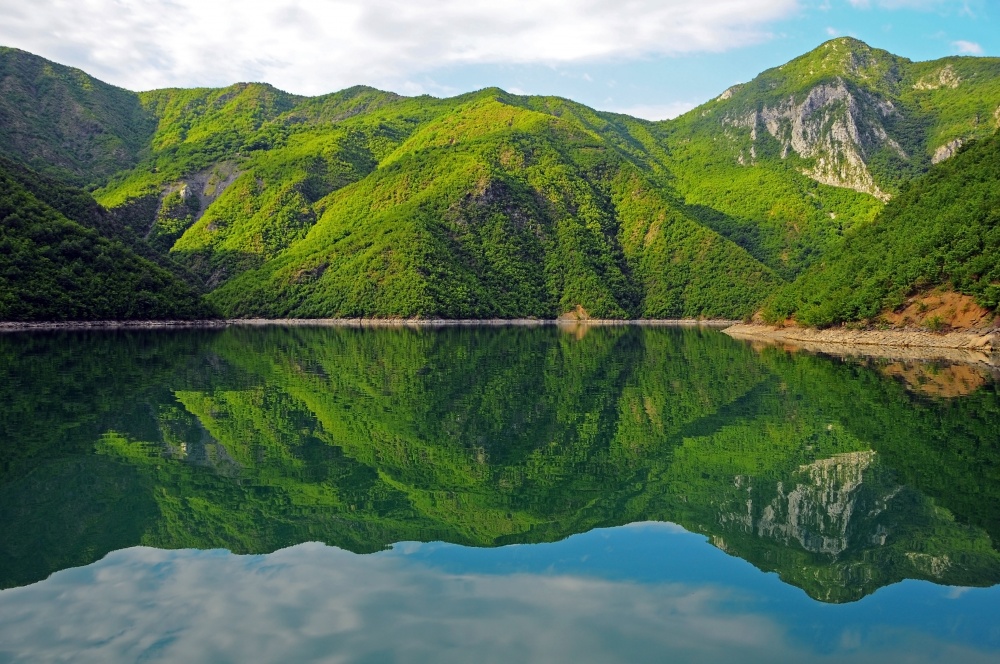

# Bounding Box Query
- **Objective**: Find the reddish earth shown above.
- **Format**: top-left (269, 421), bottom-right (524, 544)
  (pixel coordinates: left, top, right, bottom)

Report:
top-left (754, 290), bottom-right (998, 332)
top-left (883, 290), bottom-right (995, 331)
top-left (558, 305), bottom-right (592, 321)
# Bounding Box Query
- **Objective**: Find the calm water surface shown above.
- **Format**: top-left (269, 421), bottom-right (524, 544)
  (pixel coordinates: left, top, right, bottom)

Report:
top-left (1, 325), bottom-right (998, 662)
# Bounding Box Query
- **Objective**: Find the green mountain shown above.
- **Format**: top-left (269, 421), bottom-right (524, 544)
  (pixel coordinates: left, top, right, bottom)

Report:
top-left (1, 39), bottom-right (998, 321)
top-left (0, 159), bottom-right (214, 320)
top-left (764, 131), bottom-right (1000, 326)
top-left (0, 47), bottom-right (154, 187)
top-left (2, 326), bottom-right (999, 601)
top-left (204, 94), bottom-right (779, 319)
top-left (662, 37), bottom-right (1000, 279)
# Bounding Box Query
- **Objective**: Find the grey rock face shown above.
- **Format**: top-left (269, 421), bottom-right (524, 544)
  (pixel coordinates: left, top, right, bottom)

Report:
top-left (932, 138), bottom-right (965, 164)
top-left (723, 78), bottom-right (909, 200)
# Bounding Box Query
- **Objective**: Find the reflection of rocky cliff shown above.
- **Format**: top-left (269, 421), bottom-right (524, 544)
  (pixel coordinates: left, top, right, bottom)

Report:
top-left (1, 327), bottom-right (998, 602)
top-left (692, 442), bottom-right (1000, 601)
top-left (757, 451), bottom-right (878, 556)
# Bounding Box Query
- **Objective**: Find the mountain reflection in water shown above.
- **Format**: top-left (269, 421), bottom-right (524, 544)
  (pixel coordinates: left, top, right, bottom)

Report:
top-left (1, 324), bottom-right (998, 607)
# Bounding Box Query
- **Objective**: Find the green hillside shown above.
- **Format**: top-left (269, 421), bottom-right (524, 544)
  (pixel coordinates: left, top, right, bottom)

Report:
top-left (0, 47), bottom-right (154, 187)
top-left (660, 38), bottom-right (1000, 279)
top-left (764, 131), bottom-right (1000, 326)
top-left (206, 96), bottom-right (775, 319)
top-left (0, 161), bottom-right (214, 320)
top-left (1, 40), bottom-right (999, 321)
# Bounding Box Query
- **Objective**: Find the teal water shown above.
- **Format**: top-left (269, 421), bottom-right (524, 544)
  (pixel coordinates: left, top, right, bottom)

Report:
top-left (1, 325), bottom-right (999, 662)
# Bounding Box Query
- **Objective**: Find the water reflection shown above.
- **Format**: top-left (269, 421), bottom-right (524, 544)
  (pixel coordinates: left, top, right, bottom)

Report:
top-left (1, 531), bottom-right (998, 663)
top-left (1, 325), bottom-right (998, 605)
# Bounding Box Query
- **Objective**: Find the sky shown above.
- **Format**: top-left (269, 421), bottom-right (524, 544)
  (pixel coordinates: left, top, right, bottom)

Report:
top-left (0, 0), bottom-right (995, 119)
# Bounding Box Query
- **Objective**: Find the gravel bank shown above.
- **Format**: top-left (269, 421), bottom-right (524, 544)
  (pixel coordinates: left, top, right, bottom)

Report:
top-left (723, 323), bottom-right (999, 364)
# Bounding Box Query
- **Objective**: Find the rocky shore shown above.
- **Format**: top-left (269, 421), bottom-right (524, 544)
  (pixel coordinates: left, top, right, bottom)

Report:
top-left (723, 323), bottom-right (999, 365)
top-left (0, 320), bottom-right (231, 332)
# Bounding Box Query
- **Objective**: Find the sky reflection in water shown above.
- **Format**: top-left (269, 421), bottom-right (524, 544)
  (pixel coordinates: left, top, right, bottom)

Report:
top-left (1, 524), bottom-right (998, 663)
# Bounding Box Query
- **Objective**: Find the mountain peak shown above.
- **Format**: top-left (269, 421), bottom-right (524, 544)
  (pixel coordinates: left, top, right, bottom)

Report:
top-left (821, 36), bottom-right (872, 52)
top-left (779, 37), bottom-right (908, 91)
top-left (682, 40), bottom-right (921, 200)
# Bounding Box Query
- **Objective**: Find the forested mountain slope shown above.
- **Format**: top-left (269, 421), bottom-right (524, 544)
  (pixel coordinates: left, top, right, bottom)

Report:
top-left (206, 95), bottom-right (777, 319)
top-left (0, 160), bottom-right (213, 320)
top-left (764, 131), bottom-right (1000, 327)
top-left (1, 39), bottom-right (998, 320)
top-left (0, 47), bottom-right (154, 187)
top-left (661, 37), bottom-right (1000, 279)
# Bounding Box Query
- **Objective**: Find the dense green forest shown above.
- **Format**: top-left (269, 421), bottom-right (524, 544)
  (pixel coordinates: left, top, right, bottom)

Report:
top-left (0, 46), bottom-right (154, 187)
top-left (765, 132), bottom-right (1000, 326)
top-left (0, 160), bottom-right (213, 320)
top-left (1, 38), bottom-right (999, 322)
top-left (2, 326), bottom-right (998, 600)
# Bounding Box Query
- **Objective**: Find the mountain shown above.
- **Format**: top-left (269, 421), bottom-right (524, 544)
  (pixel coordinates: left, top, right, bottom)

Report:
top-left (91, 85), bottom-right (784, 319)
top-left (662, 37), bottom-right (1000, 278)
top-left (204, 94), bottom-right (776, 319)
top-left (0, 47), bottom-right (154, 187)
top-left (0, 159), bottom-right (214, 321)
top-left (0, 39), bottom-right (998, 321)
top-left (764, 131), bottom-right (1000, 327)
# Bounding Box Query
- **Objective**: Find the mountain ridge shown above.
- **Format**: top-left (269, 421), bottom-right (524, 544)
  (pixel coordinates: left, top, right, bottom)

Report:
top-left (1, 39), bottom-right (998, 323)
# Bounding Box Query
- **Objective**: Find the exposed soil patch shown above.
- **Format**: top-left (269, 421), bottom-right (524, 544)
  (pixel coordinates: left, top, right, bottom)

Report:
top-left (558, 305), bottom-right (591, 321)
top-left (883, 291), bottom-right (995, 332)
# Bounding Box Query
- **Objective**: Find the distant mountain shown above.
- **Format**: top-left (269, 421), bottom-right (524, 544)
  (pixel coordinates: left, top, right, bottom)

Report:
top-left (0, 39), bottom-right (998, 321)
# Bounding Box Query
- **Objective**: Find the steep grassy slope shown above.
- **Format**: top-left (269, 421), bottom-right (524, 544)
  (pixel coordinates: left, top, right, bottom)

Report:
top-left (0, 161), bottom-right (214, 320)
top-left (764, 132), bottom-right (1000, 327)
top-left (0, 47), bottom-right (154, 187)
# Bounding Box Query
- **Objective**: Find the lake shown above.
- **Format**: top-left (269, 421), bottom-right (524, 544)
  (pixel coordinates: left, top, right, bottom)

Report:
top-left (1, 324), bottom-right (998, 662)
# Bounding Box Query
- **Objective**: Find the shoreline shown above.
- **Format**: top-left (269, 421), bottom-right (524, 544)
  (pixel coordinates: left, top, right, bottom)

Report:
top-left (0, 318), bottom-right (738, 332)
top-left (5, 317), bottom-right (999, 366)
top-left (724, 323), bottom-right (999, 365)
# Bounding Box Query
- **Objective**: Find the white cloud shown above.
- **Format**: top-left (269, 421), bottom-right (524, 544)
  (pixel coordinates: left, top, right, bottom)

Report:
top-left (826, 26), bottom-right (841, 36)
top-left (0, 0), bottom-right (800, 95)
top-left (606, 101), bottom-right (698, 120)
top-left (952, 39), bottom-right (984, 54)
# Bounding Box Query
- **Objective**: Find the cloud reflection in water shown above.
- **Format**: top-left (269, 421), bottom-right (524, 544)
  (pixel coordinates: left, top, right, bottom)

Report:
top-left (0, 529), bottom-right (998, 664)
